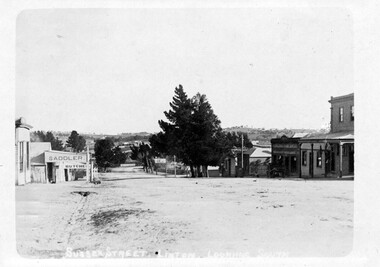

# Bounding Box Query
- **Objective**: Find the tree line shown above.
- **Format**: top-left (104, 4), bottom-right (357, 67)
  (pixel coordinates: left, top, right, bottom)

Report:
top-left (32, 130), bottom-right (86, 152)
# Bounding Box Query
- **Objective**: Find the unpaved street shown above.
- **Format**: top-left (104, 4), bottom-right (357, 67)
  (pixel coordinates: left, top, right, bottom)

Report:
top-left (16, 167), bottom-right (353, 258)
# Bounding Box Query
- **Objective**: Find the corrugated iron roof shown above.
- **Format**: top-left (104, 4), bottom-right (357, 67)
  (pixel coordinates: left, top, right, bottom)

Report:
top-left (249, 147), bottom-right (272, 158)
top-left (292, 133), bottom-right (309, 138)
top-left (301, 131), bottom-right (354, 140)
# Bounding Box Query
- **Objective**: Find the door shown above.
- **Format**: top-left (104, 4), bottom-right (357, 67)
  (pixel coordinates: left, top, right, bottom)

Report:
top-left (349, 145), bottom-right (354, 173)
top-left (309, 152), bottom-right (313, 177)
top-left (65, 169), bottom-right (69, 181)
top-left (290, 156), bottom-right (297, 173)
top-left (285, 156), bottom-right (289, 176)
top-left (47, 163), bottom-right (53, 182)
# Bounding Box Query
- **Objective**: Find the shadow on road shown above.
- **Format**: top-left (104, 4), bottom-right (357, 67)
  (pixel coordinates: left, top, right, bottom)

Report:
top-left (101, 177), bottom-right (164, 181)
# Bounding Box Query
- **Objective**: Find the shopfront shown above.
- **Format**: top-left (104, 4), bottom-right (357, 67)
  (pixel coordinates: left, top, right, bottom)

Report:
top-left (44, 151), bottom-right (88, 183)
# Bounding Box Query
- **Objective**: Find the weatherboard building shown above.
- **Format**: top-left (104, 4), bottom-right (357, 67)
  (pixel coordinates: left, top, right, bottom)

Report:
top-left (299, 93), bottom-right (354, 178)
top-left (15, 117), bottom-right (89, 185)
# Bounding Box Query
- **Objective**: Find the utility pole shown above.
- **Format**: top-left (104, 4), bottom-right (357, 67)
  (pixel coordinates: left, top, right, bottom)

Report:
top-left (86, 145), bottom-right (90, 182)
top-left (165, 156), bottom-right (168, 177)
top-left (174, 155), bottom-right (177, 178)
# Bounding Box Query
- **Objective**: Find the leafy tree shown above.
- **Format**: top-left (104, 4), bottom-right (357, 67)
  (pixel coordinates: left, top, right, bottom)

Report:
top-left (94, 138), bottom-right (115, 171)
top-left (226, 132), bottom-right (253, 149)
top-left (66, 130), bottom-right (86, 152)
top-left (130, 143), bottom-right (155, 173)
top-left (111, 146), bottom-right (127, 166)
top-left (45, 131), bottom-right (64, 150)
top-left (95, 138), bottom-right (128, 171)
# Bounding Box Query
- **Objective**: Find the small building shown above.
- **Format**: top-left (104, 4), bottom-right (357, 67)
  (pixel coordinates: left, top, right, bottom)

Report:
top-left (222, 155), bottom-right (237, 177)
top-left (30, 142), bottom-right (51, 183)
top-left (299, 93), bottom-right (354, 178)
top-left (30, 143), bottom-right (89, 183)
top-left (15, 118), bottom-right (32, 185)
top-left (44, 151), bottom-right (88, 183)
top-left (248, 146), bottom-right (272, 177)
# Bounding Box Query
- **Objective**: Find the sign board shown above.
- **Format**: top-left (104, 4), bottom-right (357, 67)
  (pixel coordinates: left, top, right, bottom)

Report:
top-left (45, 151), bottom-right (87, 163)
top-left (154, 158), bottom-right (167, 164)
top-left (64, 163), bottom-right (86, 169)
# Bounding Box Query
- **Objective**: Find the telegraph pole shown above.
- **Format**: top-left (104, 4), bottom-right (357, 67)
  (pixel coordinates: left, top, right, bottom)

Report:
top-left (86, 145), bottom-right (90, 182)
top-left (174, 155), bottom-right (177, 178)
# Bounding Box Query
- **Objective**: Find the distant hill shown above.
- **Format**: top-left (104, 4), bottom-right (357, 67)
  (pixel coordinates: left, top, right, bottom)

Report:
top-left (31, 126), bottom-right (325, 148)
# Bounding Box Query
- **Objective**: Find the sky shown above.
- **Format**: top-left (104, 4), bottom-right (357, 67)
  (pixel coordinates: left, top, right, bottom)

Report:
top-left (16, 8), bottom-right (353, 135)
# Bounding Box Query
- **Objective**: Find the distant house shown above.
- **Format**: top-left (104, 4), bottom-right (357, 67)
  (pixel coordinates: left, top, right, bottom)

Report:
top-left (248, 146), bottom-right (272, 177)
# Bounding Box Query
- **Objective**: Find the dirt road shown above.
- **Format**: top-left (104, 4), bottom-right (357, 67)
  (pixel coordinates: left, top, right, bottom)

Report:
top-left (16, 166), bottom-right (353, 258)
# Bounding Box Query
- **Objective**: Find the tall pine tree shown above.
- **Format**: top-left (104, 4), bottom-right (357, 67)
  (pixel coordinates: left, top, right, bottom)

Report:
top-left (151, 85), bottom-right (231, 177)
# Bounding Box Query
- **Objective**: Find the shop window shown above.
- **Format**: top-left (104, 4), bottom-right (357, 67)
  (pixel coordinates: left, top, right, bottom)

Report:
top-left (351, 105), bottom-right (354, 121)
top-left (339, 107), bottom-right (344, 122)
top-left (26, 141), bottom-right (30, 169)
top-left (316, 151), bottom-right (322, 167)
top-left (343, 145), bottom-right (348, 156)
top-left (302, 151), bottom-right (307, 166)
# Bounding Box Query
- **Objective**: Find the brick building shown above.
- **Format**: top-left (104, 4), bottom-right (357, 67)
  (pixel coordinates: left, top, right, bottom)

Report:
top-left (329, 93), bottom-right (354, 133)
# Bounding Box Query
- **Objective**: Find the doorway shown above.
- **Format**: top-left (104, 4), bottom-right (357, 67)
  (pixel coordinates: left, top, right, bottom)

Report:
top-left (349, 145), bottom-right (354, 173)
top-left (47, 163), bottom-right (53, 183)
top-left (309, 152), bottom-right (313, 177)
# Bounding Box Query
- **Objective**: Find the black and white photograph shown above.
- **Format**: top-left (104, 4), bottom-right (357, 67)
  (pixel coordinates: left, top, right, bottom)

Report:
top-left (1, 1), bottom-right (380, 266)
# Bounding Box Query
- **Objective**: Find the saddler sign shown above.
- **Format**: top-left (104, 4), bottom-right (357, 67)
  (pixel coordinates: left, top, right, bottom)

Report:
top-left (43, 151), bottom-right (89, 183)
top-left (45, 151), bottom-right (87, 163)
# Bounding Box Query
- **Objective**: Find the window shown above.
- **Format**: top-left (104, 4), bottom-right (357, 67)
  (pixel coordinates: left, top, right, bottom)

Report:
top-left (351, 105), bottom-right (354, 121)
top-left (316, 150), bottom-right (322, 167)
top-left (291, 156), bottom-right (297, 172)
top-left (343, 145), bottom-right (348, 156)
top-left (19, 142), bottom-right (24, 171)
top-left (302, 151), bottom-right (307, 166)
top-left (339, 107), bottom-right (344, 122)
top-left (26, 141), bottom-right (30, 169)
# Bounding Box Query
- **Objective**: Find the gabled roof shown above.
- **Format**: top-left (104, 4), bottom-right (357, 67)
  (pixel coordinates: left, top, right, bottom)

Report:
top-left (30, 142), bottom-right (51, 157)
top-left (249, 147), bottom-right (272, 158)
top-left (31, 142), bottom-right (51, 165)
top-left (292, 133), bottom-right (309, 138)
